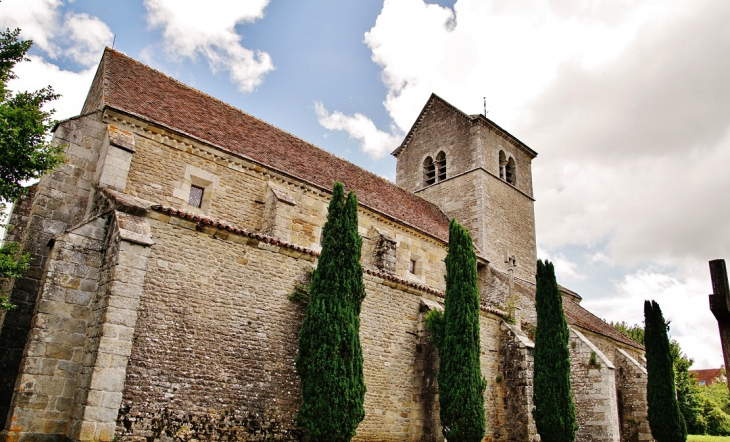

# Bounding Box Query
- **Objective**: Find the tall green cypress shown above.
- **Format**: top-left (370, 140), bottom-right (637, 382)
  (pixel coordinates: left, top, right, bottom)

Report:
top-left (295, 182), bottom-right (366, 442)
top-left (435, 219), bottom-right (487, 442)
top-left (644, 300), bottom-right (687, 442)
top-left (532, 259), bottom-right (577, 442)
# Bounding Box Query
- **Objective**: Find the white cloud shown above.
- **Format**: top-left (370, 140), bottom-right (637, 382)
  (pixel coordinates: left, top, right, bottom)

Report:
top-left (63, 12), bottom-right (114, 67)
top-left (584, 269), bottom-right (720, 369)
top-left (143, 0), bottom-right (274, 92)
top-left (349, 0), bottom-right (729, 367)
top-left (588, 252), bottom-right (615, 267)
top-left (537, 247), bottom-right (586, 283)
top-left (315, 102), bottom-right (402, 159)
top-left (0, 0), bottom-right (62, 56)
top-left (0, 0), bottom-right (112, 68)
top-left (8, 55), bottom-right (97, 120)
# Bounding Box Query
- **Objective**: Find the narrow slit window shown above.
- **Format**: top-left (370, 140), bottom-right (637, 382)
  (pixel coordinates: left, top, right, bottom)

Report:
top-left (423, 157), bottom-right (435, 185)
top-left (189, 185), bottom-right (204, 208)
top-left (409, 259), bottom-right (417, 274)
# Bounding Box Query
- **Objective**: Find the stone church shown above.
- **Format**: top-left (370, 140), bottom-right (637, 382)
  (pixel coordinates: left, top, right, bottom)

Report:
top-left (0, 49), bottom-right (650, 442)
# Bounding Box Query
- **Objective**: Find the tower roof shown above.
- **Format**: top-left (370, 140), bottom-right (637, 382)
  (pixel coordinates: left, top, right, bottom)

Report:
top-left (392, 93), bottom-right (538, 159)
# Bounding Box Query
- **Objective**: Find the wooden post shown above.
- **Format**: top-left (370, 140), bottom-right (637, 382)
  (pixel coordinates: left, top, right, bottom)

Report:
top-left (709, 259), bottom-right (730, 393)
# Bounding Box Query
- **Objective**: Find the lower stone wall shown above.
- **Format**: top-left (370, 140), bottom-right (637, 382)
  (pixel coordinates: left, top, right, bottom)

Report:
top-left (115, 212), bottom-right (508, 442)
top-left (569, 327), bottom-right (620, 442)
top-left (615, 349), bottom-right (651, 442)
top-left (1, 216), bottom-right (108, 439)
top-left (499, 323), bottom-right (538, 442)
top-left (116, 214), bottom-right (312, 441)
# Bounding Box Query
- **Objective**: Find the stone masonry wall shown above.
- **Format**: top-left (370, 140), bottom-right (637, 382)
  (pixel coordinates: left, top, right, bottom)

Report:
top-left (116, 213), bottom-right (313, 441)
top-left (569, 327), bottom-right (620, 442)
top-left (114, 210), bottom-right (506, 442)
top-left (0, 113), bottom-right (107, 430)
top-left (395, 98), bottom-right (476, 192)
top-left (499, 322), bottom-right (539, 442)
top-left (1, 216), bottom-right (108, 439)
top-left (614, 349), bottom-right (651, 442)
top-left (482, 173), bottom-right (537, 282)
top-left (114, 111), bottom-right (450, 291)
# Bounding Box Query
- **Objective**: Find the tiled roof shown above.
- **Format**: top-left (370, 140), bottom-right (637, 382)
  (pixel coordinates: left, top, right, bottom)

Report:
top-left (562, 297), bottom-right (644, 350)
top-left (93, 49), bottom-right (451, 242)
top-left (690, 368), bottom-right (724, 385)
top-left (512, 276), bottom-right (644, 351)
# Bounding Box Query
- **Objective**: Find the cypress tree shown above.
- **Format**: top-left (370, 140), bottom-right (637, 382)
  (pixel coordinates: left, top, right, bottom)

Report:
top-left (532, 259), bottom-right (577, 442)
top-left (295, 182), bottom-right (366, 442)
top-left (435, 219), bottom-right (487, 442)
top-left (644, 300), bottom-right (687, 442)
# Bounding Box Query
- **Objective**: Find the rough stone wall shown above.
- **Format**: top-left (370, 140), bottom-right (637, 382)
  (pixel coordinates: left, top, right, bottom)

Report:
top-left (569, 327), bottom-right (621, 442)
top-left (477, 122), bottom-right (534, 198)
top-left (417, 172), bottom-right (486, 253)
top-left (116, 214), bottom-right (313, 441)
top-left (614, 349), bottom-right (651, 442)
top-left (117, 112), bottom-right (450, 291)
top-left (395, 98), bottom-right (476, 192)
top-left (1, 216), bottom-right (108, 439)
top-left (482, 173), bottom-right (537, 282)
top-left (499, 322), bottom-right (539, 442)
top-left (0, 113), bottom-right (107, 429)
top-left (412, 301), bottom-right (443, 442)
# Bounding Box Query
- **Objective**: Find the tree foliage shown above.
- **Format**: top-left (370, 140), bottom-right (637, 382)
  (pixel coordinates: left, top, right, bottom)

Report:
top-left (427, 219), bottom-right (486, 442)
top-left (611, 320), bottom-right (730, 436)
top-left (533, 259), bottom-right (577, 442)
top-left (0, 28), bottom-right (63, 209)
top-left (295, 182), bottom-right (365, 442)
top-left (644, 300), bottom-right (687, 442)
top-left (0, 28), bottom-right (62, 310)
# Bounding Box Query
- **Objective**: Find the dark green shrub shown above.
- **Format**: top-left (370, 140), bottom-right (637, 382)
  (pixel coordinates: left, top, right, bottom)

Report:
top-left (532, 259), bottom-right (577, 442)
top-left (295, 182), bottom-right (366, 442)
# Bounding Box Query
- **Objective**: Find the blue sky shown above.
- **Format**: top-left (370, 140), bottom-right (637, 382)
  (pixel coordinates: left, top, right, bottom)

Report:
top-left (3, 0), bottom-right (730, 368)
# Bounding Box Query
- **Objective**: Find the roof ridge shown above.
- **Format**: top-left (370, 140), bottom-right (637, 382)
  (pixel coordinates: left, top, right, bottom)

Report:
top-left (102, 48), bottom-right (448, 228)
top-left (104, 48), bottom-right (272, 125)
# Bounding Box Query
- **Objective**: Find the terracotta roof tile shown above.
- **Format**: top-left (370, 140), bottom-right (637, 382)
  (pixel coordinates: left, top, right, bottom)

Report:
top-left (562, 297), bottom-right (644, 350)
top-left (690, 368), bottom-right (724, 385)
top-left (97, 49), bottom-right (450, 242)
top-left (511, 276), bottom-right (644, 350)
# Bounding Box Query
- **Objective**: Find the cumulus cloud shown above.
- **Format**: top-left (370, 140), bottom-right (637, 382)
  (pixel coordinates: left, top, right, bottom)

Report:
top-left (143, 0), bottom-right (274, 92)
top-left (8, 55), bottom-right (97, 120)
top-left (315, 102), bottom-right (402, 159)
top-left (356, 0), bottom-right (730, 275)
top-left (62, 12), bottom-right (114, 67)
top-left (538, 247), bottom-right (586, 282)
top-left (583, 269), bottom-right (719, 368)
top-left (0, 0), bottom-right (61, 55)
top-left (0, 0), bottom-right (112, 67)
top-left (349, 0), bottom-right (729, 366)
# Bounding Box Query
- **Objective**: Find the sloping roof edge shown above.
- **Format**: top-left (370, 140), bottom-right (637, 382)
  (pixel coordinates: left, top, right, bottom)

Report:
top-left (391, 93), bottom-right (538, 158)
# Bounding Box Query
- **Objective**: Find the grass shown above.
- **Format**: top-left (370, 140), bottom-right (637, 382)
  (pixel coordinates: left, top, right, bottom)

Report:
top-left (688, 435), bottom-right (730, 442)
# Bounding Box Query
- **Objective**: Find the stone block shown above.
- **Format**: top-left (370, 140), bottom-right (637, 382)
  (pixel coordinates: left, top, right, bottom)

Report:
top-left (88, 368), bottom-right (126, 392)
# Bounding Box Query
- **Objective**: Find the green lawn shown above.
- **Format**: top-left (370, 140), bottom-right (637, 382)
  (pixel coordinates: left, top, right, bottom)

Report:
top-left (688, 436), bottom-right (730, 442)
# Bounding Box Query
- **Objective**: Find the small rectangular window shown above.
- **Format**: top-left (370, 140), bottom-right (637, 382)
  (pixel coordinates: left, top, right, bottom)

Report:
top-left (189, 185), bottom-right (204, 208)
top-left (409, 259), bottom-right (417, 274)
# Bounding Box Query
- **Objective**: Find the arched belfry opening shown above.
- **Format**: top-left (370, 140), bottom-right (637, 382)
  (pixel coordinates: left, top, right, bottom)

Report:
top-left (424, 156), bottom-right (435, 185)
top-left (499, 150), bottom-right (507, 180)
top-left (506, 157), bottom-right (516, 185)
top-left (435, 151), bottom-right (446, 181)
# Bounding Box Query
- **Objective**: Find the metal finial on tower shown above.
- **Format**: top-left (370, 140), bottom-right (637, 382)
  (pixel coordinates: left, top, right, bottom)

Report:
top-left (483, 97), bottom-right (487, 117)
top-left (112, 35), bottom-right (116, 50)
